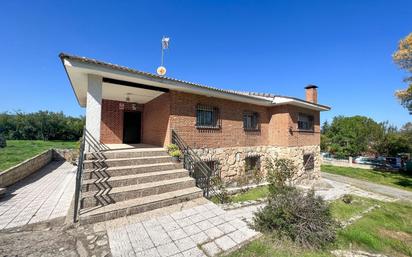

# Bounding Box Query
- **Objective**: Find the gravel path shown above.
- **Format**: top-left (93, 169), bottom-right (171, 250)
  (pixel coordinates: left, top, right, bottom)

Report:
top-left (322, 172), bottom-right (412, 202)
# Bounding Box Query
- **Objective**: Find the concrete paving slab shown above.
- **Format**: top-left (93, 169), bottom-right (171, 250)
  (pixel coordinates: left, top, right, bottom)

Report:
top-left (0, 161), bottom-right (76, 230)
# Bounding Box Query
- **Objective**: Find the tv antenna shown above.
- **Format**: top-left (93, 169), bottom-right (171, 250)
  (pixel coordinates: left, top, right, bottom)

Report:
top-left (157, 36), bottom-right (170, 76)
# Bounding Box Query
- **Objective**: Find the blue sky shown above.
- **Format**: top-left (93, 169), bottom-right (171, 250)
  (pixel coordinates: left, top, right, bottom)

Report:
top-left (0, 0), bottom-right (411, 127)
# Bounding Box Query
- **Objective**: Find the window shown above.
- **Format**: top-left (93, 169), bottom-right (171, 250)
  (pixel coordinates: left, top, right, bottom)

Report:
top-left (243, 112), bottom-right (259, 131)
top-left (196, 105), bottom-right (220, 128)
top-left (298, 113), bottom-right (314, 131)
top-left (303, 153), bottom-right (315, 171)
top-left (244, 156), bottom-right (261, 174)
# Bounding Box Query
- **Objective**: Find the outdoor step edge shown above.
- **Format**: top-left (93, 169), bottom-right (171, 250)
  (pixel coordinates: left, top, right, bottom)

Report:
top-left (81, 169), bottom-right (188, 185)
top-left (79, 187), bottom-right (203, 218)
top-left (81, 176), bottom-right (195, 198)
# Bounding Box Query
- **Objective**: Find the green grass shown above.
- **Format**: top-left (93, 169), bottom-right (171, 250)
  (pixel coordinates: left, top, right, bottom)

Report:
top-left (0, 140), bottom-right (77, 172)
top-left (322, 164), bottom-right (412, 192)
top-left (211, 185), bottom-right (269, 204)
top-left (226, 196), bottom-right (412, 257)
top-left (231, 186), bottom-right (269, 203)
top-left (329, 196), bottom-right (376, 221)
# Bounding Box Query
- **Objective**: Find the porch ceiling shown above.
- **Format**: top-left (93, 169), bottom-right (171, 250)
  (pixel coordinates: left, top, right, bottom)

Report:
top-left (63, 63), bottom-right (165, 107)
top-left (102, 81), bottom-right (164, 104)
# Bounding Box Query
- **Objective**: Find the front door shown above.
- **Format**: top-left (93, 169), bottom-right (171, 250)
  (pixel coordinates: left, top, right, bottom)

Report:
top-left (123, 112), bottom-right (141, 144)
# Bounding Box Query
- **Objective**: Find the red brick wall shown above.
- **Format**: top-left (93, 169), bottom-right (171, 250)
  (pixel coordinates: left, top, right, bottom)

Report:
top-left (268, 105), bottom-right (290, 146)
top-left (169, 91), bottom-right (270, 148)
top-left (142, 93), bottom-right (171, 147)
top-left (288, 106), bottom-right (320, 146)
top-left (100, 92), bottom-right (321, 148)
top-left (100, 99), bottom-right (143, 144)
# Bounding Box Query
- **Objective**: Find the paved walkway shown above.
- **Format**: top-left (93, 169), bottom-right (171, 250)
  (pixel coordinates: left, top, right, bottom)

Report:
top-left (322, 172), bottom-right (412, 202)
top-left (106, 199), bottom-right (259, 257)
top-left (0, 161), bottom-right (76, 230)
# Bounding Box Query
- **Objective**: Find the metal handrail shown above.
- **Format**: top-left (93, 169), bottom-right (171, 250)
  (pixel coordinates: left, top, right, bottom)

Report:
top-left (73, 129), bottom-right (86, 222)
top-left (171, 129), bottom-right (224, 202)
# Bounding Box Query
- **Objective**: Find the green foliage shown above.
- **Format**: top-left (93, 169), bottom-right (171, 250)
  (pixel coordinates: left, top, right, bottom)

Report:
top-left (252, 167), bottom-right (264, 185)
top-left (265, 158), bottom-right (298, 194)
top-left (230, 197), bottom-right (412, 257)
top-left (321, 116), bottom-right (382, 157)
top-left (211, 175), bottom-right (231, 204)
top-left (0, 140), bottom-right (77, 171)
top-left (393, 32), bottom-right (412, 113)
top-left (342, 194), bottom-right (353, 204)
top-left (231, 186), bottom-right (269, 203)
top-left (321, 116), bottom-right (411, 157)
top-left (169, 149), bottom-right (181, 158)
top-left (254, 158), bottom-right (337, 249)
top-left (253, 188), bottom-right (337, 249)
top-left (166, 143), bottom-right (179, 153)
top-left (0, 111), bottom-right (84, 141)
top-left (0, 134), bottom-right (6, 148)
top-left (321, 165), bottom-right (412, 192)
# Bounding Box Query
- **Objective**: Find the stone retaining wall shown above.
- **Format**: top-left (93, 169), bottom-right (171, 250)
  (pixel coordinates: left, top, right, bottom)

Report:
top-left (0, 150), bottom-right (53, 188)
top-left (0, 149), bottom-right (78, 188)
top-left (193, 145), bottom-right (321, 185)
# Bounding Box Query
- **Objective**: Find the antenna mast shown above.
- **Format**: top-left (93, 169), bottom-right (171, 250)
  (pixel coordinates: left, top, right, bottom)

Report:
top-left (157, 36), bottom-right (170, 76)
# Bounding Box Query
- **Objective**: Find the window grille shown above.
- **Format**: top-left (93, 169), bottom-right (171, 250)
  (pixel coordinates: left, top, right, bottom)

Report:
top-left (303, 153), bottom-right (315, 171)
top-left (196, 105), bottom-right (220, 129)
top-left (298, 113), bottom-right (314, 131)
top-left (243, 112), bottom-right (259, 131)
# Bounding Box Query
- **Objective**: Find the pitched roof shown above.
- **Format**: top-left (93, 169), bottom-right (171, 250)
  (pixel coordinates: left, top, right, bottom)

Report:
top-left (59, 53), bottom-right (330, 111)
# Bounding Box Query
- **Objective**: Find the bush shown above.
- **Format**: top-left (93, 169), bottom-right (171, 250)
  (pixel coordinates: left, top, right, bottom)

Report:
top-left (169, 149), bottom-right (182, 158)
top-left (166, 144), bottom-right (179, 153)
top-left (253, 158), bottom-right (337, 249)
top-left (0, 134), bottom-right (6, 148)
top-left (253, 188), bottom-right (337, 248)
top-left (211, 176), bottom-right (231, 204)
top-left (342, 194), bottom-right (353, 204)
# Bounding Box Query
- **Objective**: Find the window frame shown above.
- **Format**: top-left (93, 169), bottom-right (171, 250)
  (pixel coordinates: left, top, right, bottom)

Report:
top-left (303, 153), bottom-right (315, 171)
top-left (243, 111), bottom-right (260, 131)
top-left (195, 104), bottom-right (221, 129)
top-left (297, 113), bottom-right (315, 131)
top-left (244, 156), bottom-right (261, 174)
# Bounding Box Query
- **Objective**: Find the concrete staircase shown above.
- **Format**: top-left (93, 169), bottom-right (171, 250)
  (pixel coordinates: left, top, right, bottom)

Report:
top-left (79, 148), bottom-right (203, 224)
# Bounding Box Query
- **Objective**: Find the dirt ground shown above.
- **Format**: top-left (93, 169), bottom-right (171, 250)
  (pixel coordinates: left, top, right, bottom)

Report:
top-left (0, 221), bottom-right (111, 257)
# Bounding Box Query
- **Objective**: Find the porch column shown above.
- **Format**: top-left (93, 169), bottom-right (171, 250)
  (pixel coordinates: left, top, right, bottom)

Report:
top-left (85, 74), bottom-right (102, 152)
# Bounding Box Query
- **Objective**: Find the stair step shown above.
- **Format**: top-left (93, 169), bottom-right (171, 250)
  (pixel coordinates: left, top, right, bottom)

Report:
top-left (82, 162), bottom-right (183, 179)
top-left (83, 156), bottom-right (173, 169)
top-left (81, 177), bottom-right (196, 208)
top-left (79, 187), bottom-right (203, 225)
top-left (85, 149), bottom-right (168, 160)
top-left (81, 169), bottom-right (189, 192)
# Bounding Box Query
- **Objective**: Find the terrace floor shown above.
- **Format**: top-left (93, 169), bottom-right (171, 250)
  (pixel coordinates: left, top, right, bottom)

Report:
top-left (0, 160), bottom-right (76, 230)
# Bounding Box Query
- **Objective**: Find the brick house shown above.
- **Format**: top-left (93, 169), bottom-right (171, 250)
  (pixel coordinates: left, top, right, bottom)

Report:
top-left (60, 53), bottom-right (330, 184)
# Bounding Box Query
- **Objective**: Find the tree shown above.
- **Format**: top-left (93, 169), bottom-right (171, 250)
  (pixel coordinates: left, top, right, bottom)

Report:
top-left (393, 32), bottom-right (412, 113)
top-left (322, 116), bottom-right (382, 158)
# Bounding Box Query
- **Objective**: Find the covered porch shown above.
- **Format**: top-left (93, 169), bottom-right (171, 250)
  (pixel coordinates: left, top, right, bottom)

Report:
top-left (61, 56), bottom-right (173, 151)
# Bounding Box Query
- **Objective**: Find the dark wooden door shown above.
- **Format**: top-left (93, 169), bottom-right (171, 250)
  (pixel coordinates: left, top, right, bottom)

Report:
top-left (123, 112), bottom-right (141, 144)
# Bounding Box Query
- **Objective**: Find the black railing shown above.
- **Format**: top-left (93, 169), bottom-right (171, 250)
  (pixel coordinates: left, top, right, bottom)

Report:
top-left (73, 129), bottom-right (86, 222)
top-left (171, 130), bottom-right (223, 202)
top-left (73, 129), bottom-right (106, 222)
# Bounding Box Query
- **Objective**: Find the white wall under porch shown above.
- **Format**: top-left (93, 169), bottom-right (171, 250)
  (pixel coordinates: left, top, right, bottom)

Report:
top-left (85, 74), bottom-right (102, 152)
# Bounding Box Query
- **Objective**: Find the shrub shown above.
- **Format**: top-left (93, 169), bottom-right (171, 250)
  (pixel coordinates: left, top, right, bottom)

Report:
top-left (342, 194), bottom-right (353, 204)
top-left (212, 176), bottom-right (231, 204)
top-left (169, 149), bottom-right (182, 158)
top-left (253, 188), bottom-right (337, 248)
top-left (252, 167), bottom-right (264, 185)
top-left (167, 144), bottom-right (179, 153)
top-left (265, 158), bottom-right (298, 195)
top-left (253, 158), bottom-right (337, 249)
top-left (0, 134), bottom-right (6, 148)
